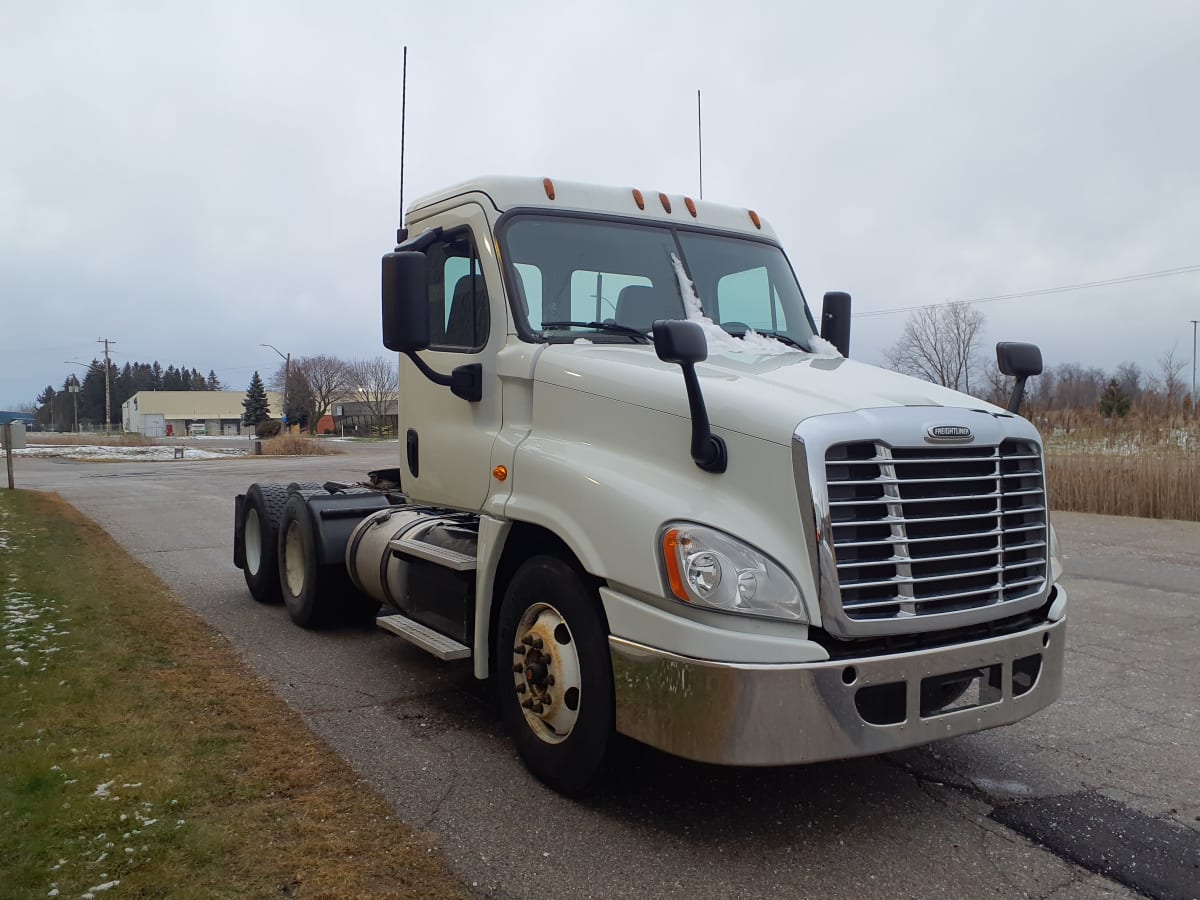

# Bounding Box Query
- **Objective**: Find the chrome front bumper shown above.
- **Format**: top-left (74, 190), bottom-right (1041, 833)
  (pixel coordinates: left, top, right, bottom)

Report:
top-left (609, 610), bottom-right (1065, 766)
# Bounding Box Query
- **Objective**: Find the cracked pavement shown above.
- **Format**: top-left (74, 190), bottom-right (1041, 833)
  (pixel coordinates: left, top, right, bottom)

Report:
top-left (13, 445), bottom-right (1198, 899)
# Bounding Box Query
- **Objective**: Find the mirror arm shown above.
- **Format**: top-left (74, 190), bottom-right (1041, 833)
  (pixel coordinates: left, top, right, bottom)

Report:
top-left (394, 226), bottom-right (443, 253)
top-left (679, 361), bottom-right (727, 473)
top-left (403, 351), bottom-right (482, 403)
top-left (1007, 375), bottom-right (1029, 414)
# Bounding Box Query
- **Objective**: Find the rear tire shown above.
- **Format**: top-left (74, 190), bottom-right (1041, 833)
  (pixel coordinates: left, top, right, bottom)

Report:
top-left (240, 484), bottom-right (288, 604)
top-left (496, 555), bottom-right (613, 795)
top-left (277, 494), bottom-right (347, 629)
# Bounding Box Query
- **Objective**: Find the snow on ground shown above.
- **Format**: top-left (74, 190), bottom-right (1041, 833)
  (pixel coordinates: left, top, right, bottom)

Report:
top-left (14, 445), bottom-right (248, 462)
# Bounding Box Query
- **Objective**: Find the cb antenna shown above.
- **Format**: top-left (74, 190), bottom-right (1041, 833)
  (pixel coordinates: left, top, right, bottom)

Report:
top-left (397, 46), bottom-right (408, 243)
top-left (697, 89), bottom-right (703, 200)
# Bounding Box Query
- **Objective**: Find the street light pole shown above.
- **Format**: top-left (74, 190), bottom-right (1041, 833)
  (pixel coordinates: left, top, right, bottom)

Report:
top-left (63, 361), bottom-right (89, 432)
top-left (260, 343), bottom-right (290, 424)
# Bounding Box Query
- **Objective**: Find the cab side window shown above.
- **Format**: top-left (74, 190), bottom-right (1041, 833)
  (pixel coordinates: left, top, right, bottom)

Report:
top-left (428, 229), bottom-right (490, 352)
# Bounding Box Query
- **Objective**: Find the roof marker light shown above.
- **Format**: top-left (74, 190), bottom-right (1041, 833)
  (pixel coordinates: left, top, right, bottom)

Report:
top-left (543, 178), bottom-right (556, 200)
top-left (658, 192), bottom-right (672, 214)
top-left (684, 197), bottom-right (697, 217)
top-left (748, 210), bottom-right (762, 229)
top-left (632, 188), bottom-right (645, 210)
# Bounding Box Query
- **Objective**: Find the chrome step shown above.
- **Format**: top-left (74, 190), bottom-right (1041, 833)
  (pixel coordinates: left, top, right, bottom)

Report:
top-left (376, 613), bottom-right (471, 661)
top-left (388, 536), bottom-right (477, 571)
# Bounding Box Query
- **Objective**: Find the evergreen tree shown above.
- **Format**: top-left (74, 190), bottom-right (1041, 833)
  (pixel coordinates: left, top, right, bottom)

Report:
top-left (163, 365), bottom-right (183, 390)
top-left (242, 371), bottom-right (270, 426)
top-left (206, 370), bottom-right (222, 390)
top-left (1098, 377), bottom-right (1131, 418)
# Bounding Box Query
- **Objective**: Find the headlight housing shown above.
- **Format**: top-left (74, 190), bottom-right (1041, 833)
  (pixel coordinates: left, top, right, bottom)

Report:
top-left (660, 523), bottom-right (806, 622)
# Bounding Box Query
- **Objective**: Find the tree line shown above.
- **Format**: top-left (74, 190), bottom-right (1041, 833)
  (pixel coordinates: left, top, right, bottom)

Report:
top-left (34, 361), bottom-right (223, 431)
top-left (885, 301), bottom-right (1195, 421)
top-left (242, 354), bottom-right (398, 435)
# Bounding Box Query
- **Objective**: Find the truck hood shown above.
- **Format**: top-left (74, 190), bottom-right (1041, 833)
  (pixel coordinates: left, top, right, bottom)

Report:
top-left (534, 344), bottom-right (1004, 445)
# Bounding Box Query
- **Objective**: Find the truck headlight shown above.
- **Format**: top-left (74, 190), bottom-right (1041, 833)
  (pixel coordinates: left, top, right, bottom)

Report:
top-left (660, 523), bottom-right (806, 622)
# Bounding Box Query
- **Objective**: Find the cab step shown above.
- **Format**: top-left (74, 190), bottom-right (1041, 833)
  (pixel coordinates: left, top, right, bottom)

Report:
top-left (388, 536), bottom-right (477, 571)
top-left (376, 612), bottom-right (471, 661)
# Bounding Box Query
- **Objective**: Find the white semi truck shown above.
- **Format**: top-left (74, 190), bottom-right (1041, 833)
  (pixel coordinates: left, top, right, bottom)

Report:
top-left (234, 176), bottom-right (1065, 794)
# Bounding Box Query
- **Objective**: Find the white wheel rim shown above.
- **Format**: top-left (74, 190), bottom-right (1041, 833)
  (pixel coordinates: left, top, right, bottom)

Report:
top-left (512, 602), bottom-right (582, 744)
top-left (245, 508), bottom-right (262, 575)
top-left (284, 520), bottom-right (306, 597)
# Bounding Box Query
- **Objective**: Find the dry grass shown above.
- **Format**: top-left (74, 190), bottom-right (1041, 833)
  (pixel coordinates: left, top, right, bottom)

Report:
top-left (0, 490), bottom-right (465, 898)
top-left (1039, 409), bottom-right (1200, 521)
top-left (28, 433), bottom-right (154, 447)
top-left (258, 434), bottom-right (339, 456)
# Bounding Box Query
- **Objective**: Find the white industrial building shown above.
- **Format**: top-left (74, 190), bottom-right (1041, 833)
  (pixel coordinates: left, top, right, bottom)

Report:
top-left (121, 391), bottom-right (282, 437)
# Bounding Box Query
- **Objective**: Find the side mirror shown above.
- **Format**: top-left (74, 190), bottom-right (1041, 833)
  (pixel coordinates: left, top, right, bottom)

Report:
top-left (996, 341), bottom-right (1043, 414)
top-left (820, 291), bottom-right (851, 357)
top-left (996, 342), bottom-right (1043, 378)
top-left (653, 319), bottom-right (726, 474)
top-left (652, 318), bottom-right (707, 364)
top-left (381, 251), bottom-right (429, 352)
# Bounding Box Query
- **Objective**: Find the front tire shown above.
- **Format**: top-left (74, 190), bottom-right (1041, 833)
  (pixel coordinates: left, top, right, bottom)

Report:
top-left (240, 484), bottom-right (288, 604)
top-left (496, 555), bottom-right (613, 795)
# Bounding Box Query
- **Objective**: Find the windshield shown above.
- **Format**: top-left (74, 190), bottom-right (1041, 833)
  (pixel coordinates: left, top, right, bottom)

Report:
top-left (500, 215), bottom-right (817, 346)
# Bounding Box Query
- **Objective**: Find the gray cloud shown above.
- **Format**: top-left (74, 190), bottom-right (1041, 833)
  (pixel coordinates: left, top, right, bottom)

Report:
top-left (3, 0), bottom-right (1198, 406)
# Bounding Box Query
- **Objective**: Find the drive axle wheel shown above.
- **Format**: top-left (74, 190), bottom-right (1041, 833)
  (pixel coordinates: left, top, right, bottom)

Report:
top-left (240, 483), bottom-right (288, 604)
top-left (496, 555), bottom-right (613, 795)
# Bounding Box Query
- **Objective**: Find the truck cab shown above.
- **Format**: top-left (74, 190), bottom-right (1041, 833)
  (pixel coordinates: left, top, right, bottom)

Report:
top-left (236, 176), bottom-right (1064, 794)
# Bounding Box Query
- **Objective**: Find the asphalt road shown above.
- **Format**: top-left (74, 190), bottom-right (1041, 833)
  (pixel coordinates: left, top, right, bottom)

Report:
top-left (11, 443), bottom-right (1199, 899)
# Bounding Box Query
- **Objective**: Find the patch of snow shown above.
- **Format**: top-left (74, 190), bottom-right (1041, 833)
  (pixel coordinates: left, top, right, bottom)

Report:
top-left (92, 781), bottom-right (113, 799)
top-left (83, 881), bottom-right (120, 896)
top-left (669, 256), bottom-right (799, 358)
top-left (806, 334), bottom-right (843, 358)
top-left (572, 338), bottom-right (593, 345)
top-left (15, 444), bottom-right (246, 462)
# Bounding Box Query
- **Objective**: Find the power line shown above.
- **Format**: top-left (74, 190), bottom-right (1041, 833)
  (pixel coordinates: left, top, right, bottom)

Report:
top-left (855, 263), bottom-right (1200, 318)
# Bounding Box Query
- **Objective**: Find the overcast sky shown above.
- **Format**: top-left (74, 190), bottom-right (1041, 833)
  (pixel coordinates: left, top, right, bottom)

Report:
top-left (3, 0), bottom-right (1199, 407)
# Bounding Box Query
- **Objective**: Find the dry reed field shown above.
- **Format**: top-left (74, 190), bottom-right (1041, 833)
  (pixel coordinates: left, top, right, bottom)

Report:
top-left (1039, 410), bottom-right (1200, 522)
top-left (258, 433), bottom-right (339, 456)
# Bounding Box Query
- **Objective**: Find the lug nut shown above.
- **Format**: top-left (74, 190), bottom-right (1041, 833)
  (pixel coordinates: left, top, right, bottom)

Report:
top-left (530, 637), bottom-right (544, 649)
top-left (522, 699), bottom-right (534, 710)
top-left (522, 636), bottom-right (534, 646)
top-left (516, 683), bottom-right (526, 694)
top-left (512, 663), bottom-right (523, 673)
top-left (532, 702), bottom-right (544, 714)
top-left (513, 645), bottom-right (526, 655)
top-left (546, 675), bottom-right (555, 686)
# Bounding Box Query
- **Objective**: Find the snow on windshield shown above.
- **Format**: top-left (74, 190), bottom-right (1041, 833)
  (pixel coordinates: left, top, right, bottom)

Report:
top-left (669, 255), bottom-right (840, 358)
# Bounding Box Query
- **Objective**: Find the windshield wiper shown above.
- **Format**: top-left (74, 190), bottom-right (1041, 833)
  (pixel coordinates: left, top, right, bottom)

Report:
top-left (541, 320), bottom-right (651, 344)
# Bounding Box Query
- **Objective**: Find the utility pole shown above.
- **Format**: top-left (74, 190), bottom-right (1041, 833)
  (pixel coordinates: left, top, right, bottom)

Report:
top-left (97, 337), bottom-right (116, 434)
top-left (70, 376), bottom-right (80, 433)
top-left (1191, 319), bottom-right (1198, 415)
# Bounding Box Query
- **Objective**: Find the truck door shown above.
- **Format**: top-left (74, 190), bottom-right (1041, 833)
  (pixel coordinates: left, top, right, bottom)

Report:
top-left (399, 202), bottom-right (503, 511)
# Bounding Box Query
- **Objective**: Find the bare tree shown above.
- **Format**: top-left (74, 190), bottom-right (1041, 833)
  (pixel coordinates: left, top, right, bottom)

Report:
top-left (290, 354), bottom-right (354, 433)
top-left (1114, 361), bottom-right (1144, 405)
top-left (885, 301), bottom-right (985, 392)
top-left (348, 355), bottom-right (399, 435)
top-left (1155, 344), bottom-right (1187, 408)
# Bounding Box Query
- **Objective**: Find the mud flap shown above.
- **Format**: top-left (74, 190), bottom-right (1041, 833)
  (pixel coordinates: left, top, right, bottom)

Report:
top-left (233, 493), bottom-right (246, 570)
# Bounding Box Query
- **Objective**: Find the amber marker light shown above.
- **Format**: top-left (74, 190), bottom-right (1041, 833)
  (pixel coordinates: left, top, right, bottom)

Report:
top-left (492, 465), bottom-right (508, 481)
top-left (631, 188), bottom-right (645, 210)
top-left (684, 197), bottom-right (697, 217)
top-left (662, 528), bottom-right (691, 602)
top-left (748, 209), bottom-right (762, 229)
top-left (658, 192), bottom-right (672, 213)
top-left (543, 178), bottom-right (556, 200)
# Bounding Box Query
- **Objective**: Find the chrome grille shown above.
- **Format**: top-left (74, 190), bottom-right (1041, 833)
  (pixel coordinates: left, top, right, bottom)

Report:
top-left (825, 439), bottom-right (1047, 622)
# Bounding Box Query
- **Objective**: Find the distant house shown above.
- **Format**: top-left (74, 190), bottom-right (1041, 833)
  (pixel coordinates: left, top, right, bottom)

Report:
top-left (120, 391), bottom-right (282, 437)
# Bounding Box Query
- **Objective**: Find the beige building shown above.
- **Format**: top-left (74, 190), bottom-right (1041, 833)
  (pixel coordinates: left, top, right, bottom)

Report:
top-left (121, 390), bottom-right (282, 437)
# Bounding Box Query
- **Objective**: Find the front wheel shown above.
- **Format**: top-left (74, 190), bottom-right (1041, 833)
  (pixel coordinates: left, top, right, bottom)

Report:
top-left (240, 484), bottom-right (289, 604)
top-left (496, 555), bottom-right (613, 795)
